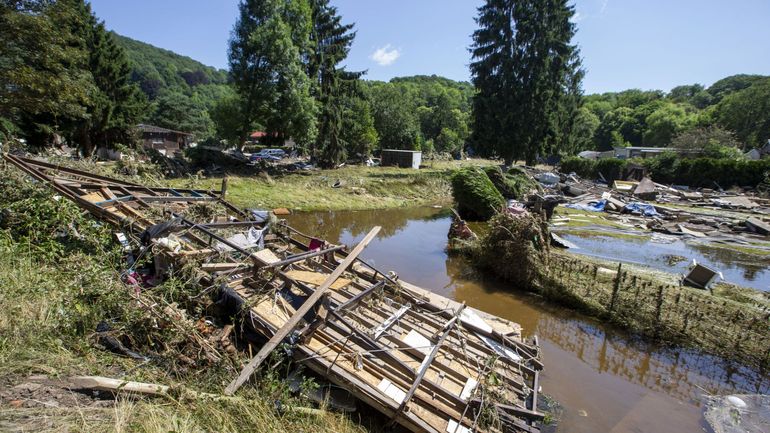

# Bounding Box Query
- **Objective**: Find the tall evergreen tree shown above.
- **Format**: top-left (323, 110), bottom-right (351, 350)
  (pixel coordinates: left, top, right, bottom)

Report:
top-left (307, 0), bottom-right (361, 167)
top-left (66, 0), bottom-right (145, 155)
top-left (470, 0), bottom-right (582, 165)
top-left (1, 0), bottom-right (144, 152)
top-left (229, 0), bottom-right (317, 148)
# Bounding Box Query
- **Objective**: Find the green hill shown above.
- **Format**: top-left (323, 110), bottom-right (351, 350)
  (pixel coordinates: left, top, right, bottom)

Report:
top-left (112, 33), bottom-right (228, 100)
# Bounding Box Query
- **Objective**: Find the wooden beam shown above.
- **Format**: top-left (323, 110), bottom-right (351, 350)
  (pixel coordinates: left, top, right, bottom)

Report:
top-left (336, 280), bottom-right (386, 312)
top-left (396, 304), bottom-right (466, 414)
top-left (224, 226), bottom-right (381, 395)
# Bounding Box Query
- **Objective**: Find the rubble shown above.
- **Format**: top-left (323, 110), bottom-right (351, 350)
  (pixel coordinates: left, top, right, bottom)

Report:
top-left (4, 154), bottom-right (545, 433)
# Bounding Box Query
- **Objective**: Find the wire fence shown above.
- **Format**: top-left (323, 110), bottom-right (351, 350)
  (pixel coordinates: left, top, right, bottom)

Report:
top-left (540, 255), bottom-right (770, 370)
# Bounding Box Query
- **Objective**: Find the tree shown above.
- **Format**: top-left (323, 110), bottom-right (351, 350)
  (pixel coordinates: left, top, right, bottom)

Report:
top-left (0, 0), bottom-right (93, 146)
top-left (67, 0), bottom-right (146, 155)
top-left (672, 126), bottom-right (743, 159)
top-left (228, 0), bottom-right (317, 148)
top-left (715, 78), bottom-right (770, 149)
top-left (149, 92), bottom-right (214, 140)
top-left (707, 74), bottom-right (765, 105)
top-left (307, 0), bottom-right (361, 167)
top-left (1, 0), bottom-right (144, 153)
top-left (470, 0), bottom-right (583, 165)
top-left (642, 102), bottom-right (696, 147)
top-left (566, 107), bottom-right (599, 152)
top-left (210, 92), bottom-right (252, 146)
top-left (369, 83), bottom-right (421, 150)
top-left (340, 96), bottom-right (378, 161)
top-left (594, 107), bottom-right (641, 150)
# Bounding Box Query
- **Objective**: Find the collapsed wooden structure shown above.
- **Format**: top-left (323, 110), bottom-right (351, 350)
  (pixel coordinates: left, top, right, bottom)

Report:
top-left (4, 153), bottom-right (544, 433)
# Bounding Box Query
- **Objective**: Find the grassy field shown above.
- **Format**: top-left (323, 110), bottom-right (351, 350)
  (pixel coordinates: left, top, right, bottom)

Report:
top-left (167, 159), bottom-right (498, 211)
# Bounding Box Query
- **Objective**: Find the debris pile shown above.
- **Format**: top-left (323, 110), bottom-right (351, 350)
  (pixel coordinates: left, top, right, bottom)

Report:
top-left (4, 154), bottom-right (545, 433)
top-left (519, 165), bottom-right (770, 259)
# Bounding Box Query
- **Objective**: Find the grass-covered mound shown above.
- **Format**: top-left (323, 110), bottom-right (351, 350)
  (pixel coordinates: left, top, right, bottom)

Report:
top-left (450, 166), bottom-right (505, 220)
top-left (483, 166), bottom-right (538, 200)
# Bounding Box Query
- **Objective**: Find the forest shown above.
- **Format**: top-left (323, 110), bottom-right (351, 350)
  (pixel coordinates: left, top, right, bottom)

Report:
top-left (1, 0), bottom-right (769, 166)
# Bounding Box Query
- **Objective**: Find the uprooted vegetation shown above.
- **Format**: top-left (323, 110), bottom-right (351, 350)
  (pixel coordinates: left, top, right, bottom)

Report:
top-left (0, 163), bottom-right (370, 432)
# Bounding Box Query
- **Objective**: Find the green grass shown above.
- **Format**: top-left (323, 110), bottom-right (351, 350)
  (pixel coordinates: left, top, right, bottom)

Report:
top-left (167, 159), bottom-right (499, 211)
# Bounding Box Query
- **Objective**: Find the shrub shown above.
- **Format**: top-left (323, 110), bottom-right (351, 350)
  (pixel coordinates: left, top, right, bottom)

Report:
top-left (595, 158), bottom-right (628, 183)
top-left (559, 157), bottom-right (597, 179)
top-left (451, 166), bottom-right (505, 221)
top-left (642, 156), bottom-right (770, 188)
top-left (482, 166), bottom-right (538, 200)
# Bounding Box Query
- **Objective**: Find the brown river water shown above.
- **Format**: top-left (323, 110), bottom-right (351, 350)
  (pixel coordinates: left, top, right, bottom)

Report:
top-left (285, 206), bottom-right (769, 433)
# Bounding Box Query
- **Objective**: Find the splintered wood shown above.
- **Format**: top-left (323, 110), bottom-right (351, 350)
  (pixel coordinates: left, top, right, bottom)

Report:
top-left (5, 154), bottom-right (545, 433)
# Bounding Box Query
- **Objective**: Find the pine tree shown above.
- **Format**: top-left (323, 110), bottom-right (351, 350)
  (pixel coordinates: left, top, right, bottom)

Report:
top-left (229, 0), bottom-right (317, 149)
top-left (470, 0), bottom-right (582, 165)
top-left (68, 0), bottom-right (145, 155)
top-left (307, 0), bottom-right (361, 167)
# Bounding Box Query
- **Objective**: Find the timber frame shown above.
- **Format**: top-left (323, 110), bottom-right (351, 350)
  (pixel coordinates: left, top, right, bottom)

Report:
top-left (4, 153), bottom-right (545, 433)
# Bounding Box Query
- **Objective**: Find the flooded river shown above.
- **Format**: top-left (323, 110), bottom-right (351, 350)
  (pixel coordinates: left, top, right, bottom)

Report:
top-left (286, 207), bottom-right (769, 433)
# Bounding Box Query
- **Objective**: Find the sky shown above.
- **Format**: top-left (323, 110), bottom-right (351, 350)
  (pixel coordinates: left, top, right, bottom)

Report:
top-left (89, 0), bottom-right (770, 94)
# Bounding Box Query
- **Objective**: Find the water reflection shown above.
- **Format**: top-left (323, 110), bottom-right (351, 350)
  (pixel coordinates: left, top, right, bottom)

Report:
top-left (560, 233), bottom-right (770, 292)
top-left (287, 207), bottom-right (769, 433)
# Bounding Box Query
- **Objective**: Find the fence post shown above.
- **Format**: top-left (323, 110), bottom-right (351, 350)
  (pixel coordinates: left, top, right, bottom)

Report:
top-left (609, 263), bottom-right (622, 314)
top-left (654, 285), bottom-right (666, 338)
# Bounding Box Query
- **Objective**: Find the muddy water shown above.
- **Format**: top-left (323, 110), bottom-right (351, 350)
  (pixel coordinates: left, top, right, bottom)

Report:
top-left (286, 207), bottom-right (769, 433)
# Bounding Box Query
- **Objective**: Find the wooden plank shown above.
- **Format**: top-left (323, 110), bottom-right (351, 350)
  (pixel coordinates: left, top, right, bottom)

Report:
top-left (224, 226), bottom-right (381, 395)
top-left (285, 270), bottom-right (351, 290)
top-left (396, 304), bottom-right (465, 414)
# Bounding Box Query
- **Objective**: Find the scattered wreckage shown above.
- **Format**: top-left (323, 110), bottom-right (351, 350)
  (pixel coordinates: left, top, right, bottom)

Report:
top-left (520, 166), bottom-right (770, 290)
top-left (4, 153), bottom-right (545, 433)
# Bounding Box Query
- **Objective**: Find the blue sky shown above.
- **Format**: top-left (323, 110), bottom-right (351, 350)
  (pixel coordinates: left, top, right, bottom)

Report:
top-left (89, 0), bottom-right (770, 94)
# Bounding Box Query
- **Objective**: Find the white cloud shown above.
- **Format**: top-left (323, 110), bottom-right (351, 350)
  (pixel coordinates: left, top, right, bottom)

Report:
top-left (370, 44), bottom-right (401, 66)
top-left (600, 0), bottom-right (609, 13)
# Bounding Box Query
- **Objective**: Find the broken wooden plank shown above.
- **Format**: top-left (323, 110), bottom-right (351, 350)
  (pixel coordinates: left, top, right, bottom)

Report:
top-left (224, 226), bottom-right (381, 395)
top-left (373, 304), bottom-right (411, 340)
top-left (396, 304), bottom-right (466, 414)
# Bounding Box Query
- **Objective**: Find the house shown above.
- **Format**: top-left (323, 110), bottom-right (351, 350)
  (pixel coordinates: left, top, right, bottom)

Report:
top-left (137, 124), bottom-right (193, 155)
top-left (742, 140), bottom-right (770, 160)
top-left (381, 149), bottom-right (422, 169)
top-left (248, 131), bottom-right (295, 149)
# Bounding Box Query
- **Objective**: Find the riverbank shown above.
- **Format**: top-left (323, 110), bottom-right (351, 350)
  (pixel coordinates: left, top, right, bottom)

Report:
top-left (284, 206), bottom-right (769, 433)
top-left (463, 212), bottom-right (770, 370)
top-left (168, 159), bottom-right (498, 211)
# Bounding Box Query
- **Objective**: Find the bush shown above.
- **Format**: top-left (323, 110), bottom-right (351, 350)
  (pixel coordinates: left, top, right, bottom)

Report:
top-left (483, 166), bottom-right (537, 200)
top-left (451, 166), bottom-right (505, 221)
top-left (642, 155), bottom-right (770, 188)
top-left (559, 157), bottom-right (597, 178)
top-left (595, 158), bottom-right (628, 183)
